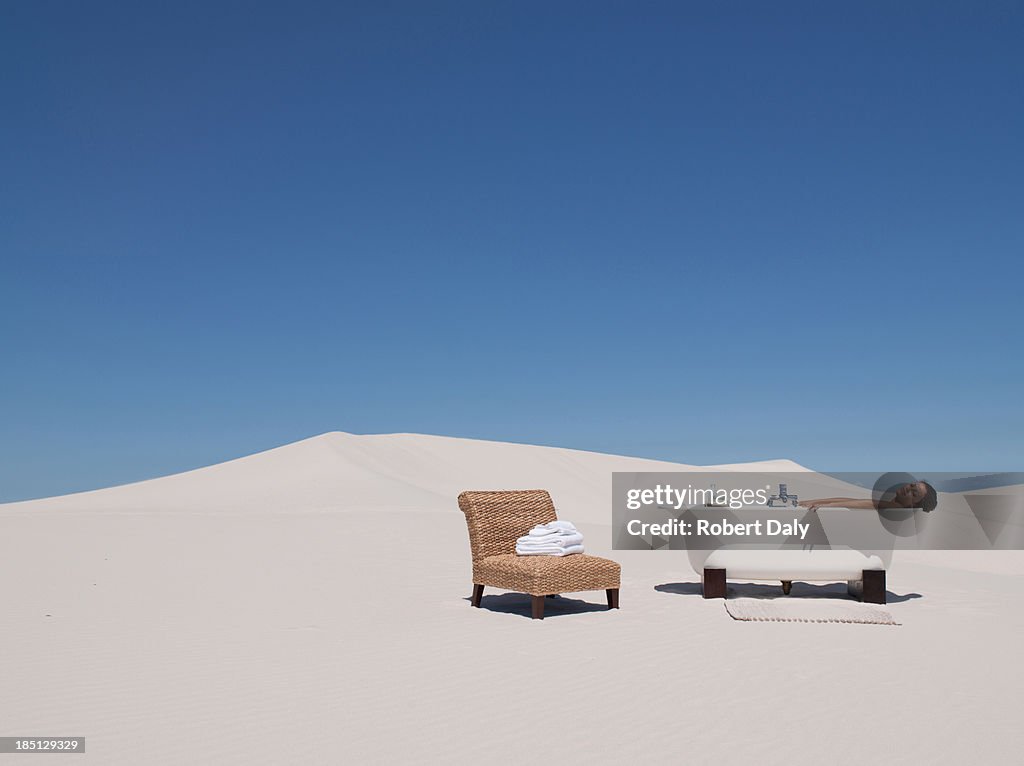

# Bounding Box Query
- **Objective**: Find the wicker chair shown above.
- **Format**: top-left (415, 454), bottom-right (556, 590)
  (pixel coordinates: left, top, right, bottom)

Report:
top-left (458, 489), bottom-right (621, 620)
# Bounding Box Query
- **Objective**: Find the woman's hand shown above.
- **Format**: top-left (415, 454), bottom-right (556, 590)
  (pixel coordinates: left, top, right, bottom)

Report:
top-left (804, 498), bottom-right (876, 511)
top-left (803, 498), bottom-right (829, 511)
top-left (803, 499), bottom-right (849, 511)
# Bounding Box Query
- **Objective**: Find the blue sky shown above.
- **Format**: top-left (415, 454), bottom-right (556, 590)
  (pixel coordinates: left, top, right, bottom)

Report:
top-left (2, 2), bottom-right (1022, 501)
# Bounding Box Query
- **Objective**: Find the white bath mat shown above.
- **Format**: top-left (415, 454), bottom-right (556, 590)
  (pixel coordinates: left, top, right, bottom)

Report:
top-left (724, 598), bottom-right (899, 625)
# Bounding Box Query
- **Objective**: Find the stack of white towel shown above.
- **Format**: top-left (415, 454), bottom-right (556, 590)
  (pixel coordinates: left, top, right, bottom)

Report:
top-left (515, 520), bottom-right (584, 557)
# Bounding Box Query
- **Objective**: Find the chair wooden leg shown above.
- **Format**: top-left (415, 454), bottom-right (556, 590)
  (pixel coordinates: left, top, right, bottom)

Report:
top-left (862, 570), bottom-right (886, 604)
top-left (471, 584), bottom-right (484, 608)
top-left (703, 568), bottom-right (727, 599)
top-left (531, 595), bottom-right (545, 620)
top-left (781, 580), bottom-right (792, 595)
top-left (606, 588), bottom-right (619, 609)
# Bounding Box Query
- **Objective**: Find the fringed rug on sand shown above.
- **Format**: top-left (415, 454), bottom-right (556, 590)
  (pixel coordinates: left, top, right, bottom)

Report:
top-left (724, 598), bottom-right (899, 625)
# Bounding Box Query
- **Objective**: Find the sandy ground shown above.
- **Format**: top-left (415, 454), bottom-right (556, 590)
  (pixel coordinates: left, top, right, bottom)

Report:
top-left (2, 434), bottom-right (1022, 764)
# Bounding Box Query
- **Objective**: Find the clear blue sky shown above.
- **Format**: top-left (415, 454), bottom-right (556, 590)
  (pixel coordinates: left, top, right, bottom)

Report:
top-left (2, 2), bottom-right (1022, 501)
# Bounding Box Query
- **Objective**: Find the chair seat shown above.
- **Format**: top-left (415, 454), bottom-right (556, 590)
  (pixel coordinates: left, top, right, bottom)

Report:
top-left (474, 553), bottom-right (621, 596)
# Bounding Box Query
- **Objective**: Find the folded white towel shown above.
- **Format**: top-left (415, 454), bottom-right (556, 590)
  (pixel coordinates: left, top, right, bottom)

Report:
top-left (516, 532), bottom-right (584, 548)
top-left (518, 528), bottom-right (578, 539)
top-left (515, 544), bottom-right (585, 557)
top-left (527, 521), bottom-right (578, 537)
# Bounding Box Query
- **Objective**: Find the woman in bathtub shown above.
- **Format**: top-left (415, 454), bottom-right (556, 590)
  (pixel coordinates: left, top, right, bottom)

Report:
top-left (803, 480), bottom-right (938, 512)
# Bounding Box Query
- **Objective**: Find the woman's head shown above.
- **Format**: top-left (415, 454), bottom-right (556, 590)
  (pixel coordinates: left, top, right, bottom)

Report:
top-left (894, 481), bottom-right (938, 512)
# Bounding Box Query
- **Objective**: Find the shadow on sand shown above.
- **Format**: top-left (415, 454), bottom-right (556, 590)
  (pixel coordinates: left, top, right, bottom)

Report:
top-left (463, 592), bottom-right (609, 619)
top-left (655, 581), bottom-right (922, 603)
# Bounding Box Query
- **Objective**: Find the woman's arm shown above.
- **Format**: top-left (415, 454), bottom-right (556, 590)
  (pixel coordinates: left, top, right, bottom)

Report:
top-left (804, 498), bottom-right (876, 510)
top-left (807, 498), bottom-right (912, 511)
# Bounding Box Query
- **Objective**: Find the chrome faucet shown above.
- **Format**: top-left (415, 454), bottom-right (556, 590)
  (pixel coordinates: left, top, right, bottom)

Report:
top-left (768, 482), bottom-right (798, 507)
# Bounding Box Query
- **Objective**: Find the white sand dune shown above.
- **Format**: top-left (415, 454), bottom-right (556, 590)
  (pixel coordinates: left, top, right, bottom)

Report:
top-left (2, 432), bottom-right (1022, 764)
top-left (1, 431), bottom-right (802, 519)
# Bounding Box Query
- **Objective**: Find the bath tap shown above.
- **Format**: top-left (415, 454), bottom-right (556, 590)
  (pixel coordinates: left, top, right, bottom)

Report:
top-left (768, 482), bottom-right (799, 507)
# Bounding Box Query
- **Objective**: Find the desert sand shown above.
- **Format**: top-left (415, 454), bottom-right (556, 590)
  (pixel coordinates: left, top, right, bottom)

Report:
top-left (2, 432), bottom-right (1022, 764)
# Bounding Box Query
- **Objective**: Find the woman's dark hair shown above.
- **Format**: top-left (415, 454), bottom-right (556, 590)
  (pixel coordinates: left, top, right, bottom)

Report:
top-left (920, 482), bottom-right (938, 512)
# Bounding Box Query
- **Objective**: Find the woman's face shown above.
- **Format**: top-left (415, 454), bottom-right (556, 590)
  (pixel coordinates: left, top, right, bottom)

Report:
top-left (895, 481), bottom-right (928, 506)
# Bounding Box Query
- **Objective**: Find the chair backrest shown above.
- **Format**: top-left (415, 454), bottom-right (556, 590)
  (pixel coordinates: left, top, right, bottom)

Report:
top-left (458, 489), bottom-right (559, 562)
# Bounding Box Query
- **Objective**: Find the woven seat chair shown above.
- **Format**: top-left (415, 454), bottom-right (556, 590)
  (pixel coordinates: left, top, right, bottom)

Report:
top-left (458, 489), bottom-right (621, 620)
